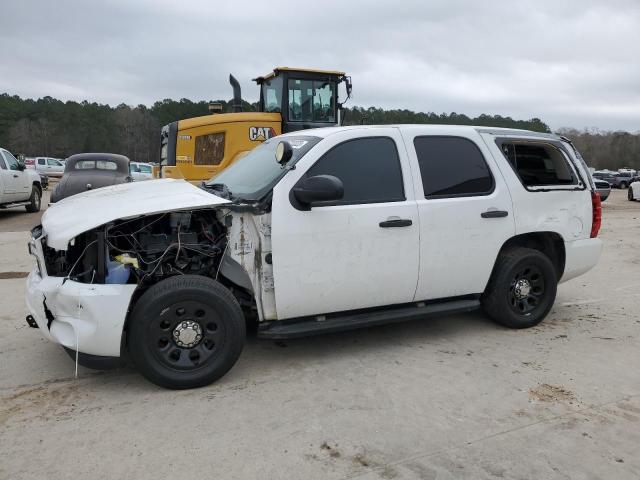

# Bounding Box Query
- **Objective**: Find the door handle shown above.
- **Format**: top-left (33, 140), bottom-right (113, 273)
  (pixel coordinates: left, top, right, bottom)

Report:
top-left (481, 210), bottom-right (508, 218)
top-left (13, 174), bottom-right (19, 178)
top-left (379, 219), bottom-right (413, 228)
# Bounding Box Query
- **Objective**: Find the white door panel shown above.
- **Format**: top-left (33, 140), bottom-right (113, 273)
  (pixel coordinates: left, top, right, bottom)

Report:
top-left (271, 128), bottom-right (420, 320)
top-left (399, 127), bottom-right (516, 301)
top-left (413, 191), bottom-right (514, 299)
top-left (0, 165), bottom-right (14, 202)
top-left (0, 151), bottom-right (24, 201)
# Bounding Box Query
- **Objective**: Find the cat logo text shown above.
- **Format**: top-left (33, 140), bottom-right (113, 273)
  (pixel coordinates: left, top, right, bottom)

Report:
top-left (249, 127), bottom-right (276, 142)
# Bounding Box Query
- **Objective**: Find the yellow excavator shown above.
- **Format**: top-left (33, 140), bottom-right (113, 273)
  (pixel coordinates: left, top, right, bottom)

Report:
top-left (159, 67), bottom-right (352, 181)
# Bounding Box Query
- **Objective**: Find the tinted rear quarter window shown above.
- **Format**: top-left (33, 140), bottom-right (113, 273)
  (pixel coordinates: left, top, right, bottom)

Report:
top-left (306, 137), bottom-right (405, 205)
top-left (499, 142), bottom-right (577, 187)
top-left (414, 136), bottom-right (494, 198)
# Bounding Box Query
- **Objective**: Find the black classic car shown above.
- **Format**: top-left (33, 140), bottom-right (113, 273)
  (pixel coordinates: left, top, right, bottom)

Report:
top-left (51, 153), bottom-right (132, 203)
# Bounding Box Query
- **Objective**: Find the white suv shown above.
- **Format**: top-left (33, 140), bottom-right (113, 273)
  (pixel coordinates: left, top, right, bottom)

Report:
top-left (25, 125), bottom-right (602, 388)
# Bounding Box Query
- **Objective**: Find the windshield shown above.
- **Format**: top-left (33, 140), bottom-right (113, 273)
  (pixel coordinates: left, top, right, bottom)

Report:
top-left (206, 135), bottom-right (321, 201)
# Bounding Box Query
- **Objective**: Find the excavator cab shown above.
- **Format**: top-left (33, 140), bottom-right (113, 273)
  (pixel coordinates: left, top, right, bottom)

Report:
top-left (159, 67), bottom-right (352, 182)
top-left (254, 67), bottom-right (352, 132)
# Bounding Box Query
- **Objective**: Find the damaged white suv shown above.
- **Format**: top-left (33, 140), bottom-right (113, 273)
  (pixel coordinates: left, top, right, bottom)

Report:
top-left (25, 126), bottom-right (603, 389)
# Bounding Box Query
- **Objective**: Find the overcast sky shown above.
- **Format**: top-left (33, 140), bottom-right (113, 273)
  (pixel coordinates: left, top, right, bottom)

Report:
top-left (1, 0), bottom-right (639, 131)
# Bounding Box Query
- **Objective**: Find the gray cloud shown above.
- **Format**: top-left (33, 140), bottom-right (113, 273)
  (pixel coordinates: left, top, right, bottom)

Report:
top-left (1, 0), bottom-right (639, 130)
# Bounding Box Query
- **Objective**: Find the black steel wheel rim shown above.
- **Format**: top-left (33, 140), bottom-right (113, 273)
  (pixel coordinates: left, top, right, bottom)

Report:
top-left (150, 299), bottom-right (226, 371)
top-left (508, 265), bottom-right (545, 315)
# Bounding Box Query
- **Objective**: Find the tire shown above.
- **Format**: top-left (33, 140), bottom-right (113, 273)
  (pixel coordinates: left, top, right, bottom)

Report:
top-left (25, 186), bottom-right (41, 213)
top-left (481, 247), bottom-right (557, 329)
top-left (620, 182), bottom-right (628, 189)
top-left (128, 275), bottom-right (246, 389)
top-left (629, 188), bottom-right (635, 201)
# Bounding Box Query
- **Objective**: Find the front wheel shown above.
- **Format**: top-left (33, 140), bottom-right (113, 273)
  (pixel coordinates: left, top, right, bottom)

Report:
top-left (482, 247), bottom-right (557, 329)
top-left (629, 187), bottom-right (635, 201)
top-left (620, 182), bottom-right (628, 189)
top-left (25, 186), bottom-right (41, 213)
top-left (128, 275), bottom-right (246, 389)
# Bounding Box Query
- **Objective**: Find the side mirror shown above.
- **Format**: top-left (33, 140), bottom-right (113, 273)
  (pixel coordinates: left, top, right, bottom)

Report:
top-left (292, 175), bottom-right (344, 210)
top-left (275, 141), bottom-right (293, 165)
top-left (17, 161), bottom-right (26, 171)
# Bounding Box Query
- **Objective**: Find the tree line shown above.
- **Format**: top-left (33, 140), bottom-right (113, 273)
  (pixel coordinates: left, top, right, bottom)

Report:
top-left (0, 93), bottom-right (637, 169)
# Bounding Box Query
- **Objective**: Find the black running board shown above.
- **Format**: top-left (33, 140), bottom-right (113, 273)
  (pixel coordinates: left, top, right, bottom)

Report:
top-left (257, 298), bottom-right (481, 340)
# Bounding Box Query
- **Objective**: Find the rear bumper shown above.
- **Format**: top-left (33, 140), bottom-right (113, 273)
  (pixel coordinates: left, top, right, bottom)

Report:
top-left (25, 270), bottom-right (137, 357)
top-left (560, 238), bottom-right (603, 283)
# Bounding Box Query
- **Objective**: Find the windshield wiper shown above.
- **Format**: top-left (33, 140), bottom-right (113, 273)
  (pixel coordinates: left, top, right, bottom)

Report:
top-left (202, 182), bottom-right (234, 200)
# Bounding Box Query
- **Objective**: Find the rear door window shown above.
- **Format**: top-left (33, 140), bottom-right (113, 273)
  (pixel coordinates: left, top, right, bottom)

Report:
top-left (413, 136), bottom-right (494, 198)
top-left (499, 142), bottom-right (578, 188)
top-left (305, 137), bottom-right (405, 205)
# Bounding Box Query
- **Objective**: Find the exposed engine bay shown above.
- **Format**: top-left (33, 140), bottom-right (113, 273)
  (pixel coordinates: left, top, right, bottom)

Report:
top-left (40, 206), bottom-right (276, 322)
top-left (43, 210), bottom-right (227, 285)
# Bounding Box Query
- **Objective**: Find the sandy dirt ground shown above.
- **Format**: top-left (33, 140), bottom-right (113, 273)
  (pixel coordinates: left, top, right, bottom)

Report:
top-left (0, 188), bottom-right (639, 479)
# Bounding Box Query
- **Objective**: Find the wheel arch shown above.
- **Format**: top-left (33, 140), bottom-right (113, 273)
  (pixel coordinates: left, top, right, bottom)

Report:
top-left (495, 232), bottom-right (566, 280)
top-left (119, 272), bottom-right (254, 356)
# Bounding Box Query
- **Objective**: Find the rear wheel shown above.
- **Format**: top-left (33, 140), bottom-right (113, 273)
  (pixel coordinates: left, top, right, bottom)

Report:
top-left (25, 186), bottom-right (41, 213)
top-left (629, 187), bottom-right (635, 201)
top-left (128, 275), bottom-right (246, 389)
top-left (482, 247), bottom-right (557, 329)
top-left (620, 182), bottom-right (628, 189)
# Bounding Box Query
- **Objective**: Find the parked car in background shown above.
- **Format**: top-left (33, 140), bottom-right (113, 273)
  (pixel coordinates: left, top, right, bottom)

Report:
top-left (0, 148), bottom-right (43, 212)
top-left (592, 178), bottom-right (611, 201)
top-left (612, 172), bottom-right (633, 189)
top-left (593, 172), bottom-right (633, 189)
top-left (593, 171), bottom-right (616, 183)
top-left (32, 157), bottom-right (65, 177)
top-left (50, 153), bottom-right (132, 203)
top-left (130, 162), bottom-right (154, 181)
top-left (629, 179), bottom-right (640, 201)
top-left (26, 125), bottom-right (603, 388)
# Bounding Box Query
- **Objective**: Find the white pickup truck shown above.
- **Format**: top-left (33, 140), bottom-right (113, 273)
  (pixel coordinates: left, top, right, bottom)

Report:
top-left (25, 125), bottom-right (602, 389)
top-left (30, 157), bottom-right (65, 177)
top-left (0, 148), bottom-right (43, 212)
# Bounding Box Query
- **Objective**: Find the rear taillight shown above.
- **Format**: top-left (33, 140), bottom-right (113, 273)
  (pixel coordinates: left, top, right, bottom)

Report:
top-left (591, 191), bottom-right (602, 238)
